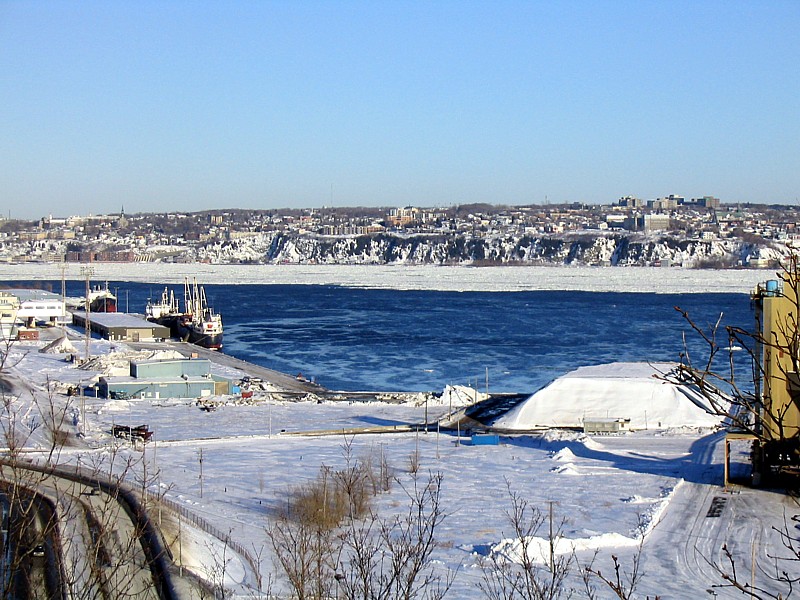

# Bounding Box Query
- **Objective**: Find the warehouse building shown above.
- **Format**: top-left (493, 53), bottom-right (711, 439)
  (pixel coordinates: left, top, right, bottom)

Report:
top-left (72, 312), bottom-right (170, 343)
top-left (98, 358), bottom-right (230, 400)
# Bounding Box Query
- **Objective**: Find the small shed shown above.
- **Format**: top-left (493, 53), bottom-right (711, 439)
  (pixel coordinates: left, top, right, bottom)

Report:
top-left (17, 328), bottom-right (40, 341)
top-left (583, 418), bottom-right (631, 434)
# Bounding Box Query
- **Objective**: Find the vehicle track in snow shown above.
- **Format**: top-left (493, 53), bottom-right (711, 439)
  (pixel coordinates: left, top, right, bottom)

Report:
top-left (637, 432), bottom-right (789, 599)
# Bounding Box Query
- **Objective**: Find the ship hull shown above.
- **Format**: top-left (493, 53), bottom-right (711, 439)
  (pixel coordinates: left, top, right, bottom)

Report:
top-left (175, 320), bottom-right (223, 350)
top-left (89, 297), bottom-right (117, 313)
top-left (149, 314), bottom-right (223, 350)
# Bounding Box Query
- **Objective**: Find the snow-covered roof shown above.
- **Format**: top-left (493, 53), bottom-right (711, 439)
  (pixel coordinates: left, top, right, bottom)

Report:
top-left (494, 361), bottom-right (722, 430)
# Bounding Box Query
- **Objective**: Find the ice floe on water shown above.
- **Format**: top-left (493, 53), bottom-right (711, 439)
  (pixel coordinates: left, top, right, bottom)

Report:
top-left (0, 262), bottom-right (771, 293)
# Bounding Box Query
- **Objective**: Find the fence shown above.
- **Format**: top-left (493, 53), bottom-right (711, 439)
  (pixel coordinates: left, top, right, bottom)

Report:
top-left (145, 489), bottom-right (262, 589)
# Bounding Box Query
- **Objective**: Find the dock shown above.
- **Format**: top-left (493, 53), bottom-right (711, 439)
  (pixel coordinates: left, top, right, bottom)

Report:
top-left (129, 339), bottom-right (326, 395)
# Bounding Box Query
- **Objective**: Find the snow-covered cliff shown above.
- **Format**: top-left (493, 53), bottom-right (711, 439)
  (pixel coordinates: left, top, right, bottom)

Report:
top-left (193, 231), bottom-right (784, 268)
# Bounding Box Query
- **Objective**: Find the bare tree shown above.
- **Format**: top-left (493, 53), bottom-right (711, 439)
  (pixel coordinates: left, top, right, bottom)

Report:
top-left (478, 484), bottom-right (574, 600)
top-left (1, 337), bottom-right (172, 600)
top-left (336, 471), bottom-right (452, 600)
top-left (580, 523), bottom-right (649, 600)
top-left (267, 495), bottom-right (340, 600)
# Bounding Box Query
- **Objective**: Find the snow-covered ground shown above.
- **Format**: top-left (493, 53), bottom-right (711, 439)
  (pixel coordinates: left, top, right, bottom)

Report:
top-left (0, 262), bottom-right (772, 293)
top-left (2, 328), bottom-right (795, 599)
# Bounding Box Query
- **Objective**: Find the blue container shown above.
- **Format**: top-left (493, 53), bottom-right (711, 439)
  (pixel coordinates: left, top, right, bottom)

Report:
top-left (471, 434), bottom-right (500, 446)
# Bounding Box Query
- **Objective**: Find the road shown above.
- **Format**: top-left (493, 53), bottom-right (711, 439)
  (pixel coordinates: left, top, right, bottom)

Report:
top-left (636, 432), bottom-right (796, 599)
top-left (0, 462), bottom-right (176, 600)
top-left (0, 483), bottom-right (62, 600)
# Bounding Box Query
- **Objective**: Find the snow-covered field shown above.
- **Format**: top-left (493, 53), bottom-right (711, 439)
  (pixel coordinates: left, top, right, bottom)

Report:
top-left (0, 262), bottom-right (771, 293)
top-left (3, 328), bottom-right (795, 599)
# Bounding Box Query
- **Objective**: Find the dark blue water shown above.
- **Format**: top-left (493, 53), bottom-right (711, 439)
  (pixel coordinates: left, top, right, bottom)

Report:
top-left (25, 281), bottom-right (754, 393)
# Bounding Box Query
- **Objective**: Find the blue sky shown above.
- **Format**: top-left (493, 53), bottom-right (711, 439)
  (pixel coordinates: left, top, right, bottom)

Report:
top-left (2, 1), bottom-right (798, 219)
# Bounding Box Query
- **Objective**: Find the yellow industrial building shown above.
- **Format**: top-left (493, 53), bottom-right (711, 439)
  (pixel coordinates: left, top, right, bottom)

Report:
top-left (736, 275), bottom-right (800, 485)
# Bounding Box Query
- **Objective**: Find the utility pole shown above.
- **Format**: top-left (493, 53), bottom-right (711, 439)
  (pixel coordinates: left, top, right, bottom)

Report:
top-left (198, 447), bottom-right (204, 498)
top-left (59, 262), bottom-right (67, 321)
top-left (80, 266), bottom-right (94, 361)
top-left (548, 501), bottom-right (556, 574)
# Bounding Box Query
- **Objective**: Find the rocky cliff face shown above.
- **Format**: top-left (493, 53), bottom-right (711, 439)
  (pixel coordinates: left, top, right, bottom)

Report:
top-left (195, 232), bottom-right (782, 267)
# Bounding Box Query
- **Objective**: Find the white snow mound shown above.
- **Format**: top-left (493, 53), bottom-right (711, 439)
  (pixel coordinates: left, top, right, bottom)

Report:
top-left (438, 385), bottom-right (488, 408)
top-left (490, 532), bottom-right (639, 566)
top-left (39, 335), bottom-right (76, 354)
top-left (495, 362), bottom-right (723, 430)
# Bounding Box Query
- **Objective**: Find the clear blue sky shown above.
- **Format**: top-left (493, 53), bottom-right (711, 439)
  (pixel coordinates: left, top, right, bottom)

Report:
top-left (2, 1), bottom-right (798, 219)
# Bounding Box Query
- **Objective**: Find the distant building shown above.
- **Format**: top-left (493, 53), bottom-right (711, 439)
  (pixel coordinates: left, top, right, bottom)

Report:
top-left (697, 196), bottom-right (720, 209)
top-left (71, 312), bottom-right (170, 343)
top-left (618, 196), bottom-right (645, 208)
top-left (643, 213), bottom-right (671, 233)
top-left (5, 289), bottom-right (65, 327)
top-left (622, 213), bottom-right (671, 232)
top-left (386, 206), bottom-right (420, 227)
top-left (649, 195), bottom-right (683, 210)
top-left (0, 291), bottom-right (20, 339)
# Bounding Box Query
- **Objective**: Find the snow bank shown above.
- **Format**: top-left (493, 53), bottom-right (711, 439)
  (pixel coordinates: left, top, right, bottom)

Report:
top-left (486, 477), bottom-right (679, 566)
top-left (489, 531), bottom-right (640, 566)
top-left (494, 362), bottom-right (722, 430)
top-left (80, 348), bottom-right (185, 377)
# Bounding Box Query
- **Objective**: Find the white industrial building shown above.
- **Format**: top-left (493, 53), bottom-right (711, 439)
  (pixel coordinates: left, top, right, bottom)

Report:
top-left (3, 288), bottom-right (67, 327)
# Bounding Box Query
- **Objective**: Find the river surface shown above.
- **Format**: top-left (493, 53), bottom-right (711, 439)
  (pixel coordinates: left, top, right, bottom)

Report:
top-left (25, 281), bottom-right (754, 393)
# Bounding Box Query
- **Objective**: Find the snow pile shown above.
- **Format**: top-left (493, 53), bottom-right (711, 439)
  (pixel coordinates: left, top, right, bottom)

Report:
top-left (39, 335), bottom-right (76, 354)
top-left (436, 385), bottom-right (488, 407)
top-left (80, 348), bottom-right (185, 377)
top-left (488, 532), bottom-right (640, 566)
top-left (494, 362), bottom-right (722, 430)
top-left (550, 463), bottom-right (580, 475)
top-left (551, 447), bottom-right (577, 462)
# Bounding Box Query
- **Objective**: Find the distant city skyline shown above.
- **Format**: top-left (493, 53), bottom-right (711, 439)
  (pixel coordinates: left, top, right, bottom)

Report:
top-left (2, 1), bottom-right (798, 220)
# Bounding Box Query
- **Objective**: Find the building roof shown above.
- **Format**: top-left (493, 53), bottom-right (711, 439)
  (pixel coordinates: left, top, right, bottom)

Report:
top-left (3, 288), bottom-right (63, 303)
top-left (80, 312), bottom-right (161, 328)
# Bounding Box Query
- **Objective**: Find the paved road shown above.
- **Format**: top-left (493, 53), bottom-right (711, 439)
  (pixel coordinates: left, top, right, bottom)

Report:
top-left (1, 463), bottom-right (176, 600)
top-left (0, 482), bottom-right (62, 600)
